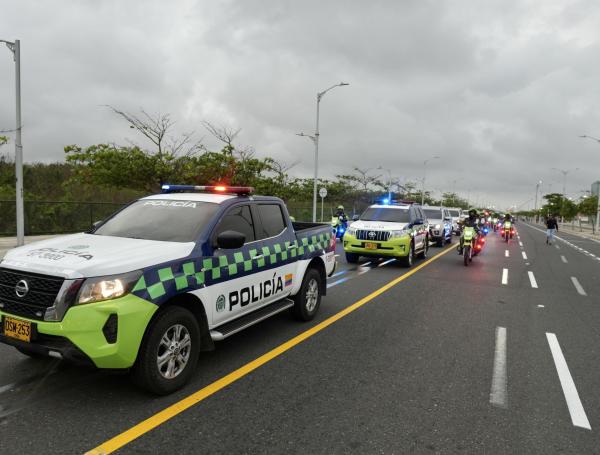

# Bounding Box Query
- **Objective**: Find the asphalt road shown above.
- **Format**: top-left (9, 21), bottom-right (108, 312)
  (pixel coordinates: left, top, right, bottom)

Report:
top-left (1, 223), bottom-right (600, 454)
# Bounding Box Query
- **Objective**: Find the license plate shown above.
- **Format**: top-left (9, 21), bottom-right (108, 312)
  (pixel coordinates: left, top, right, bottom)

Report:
top-left (365, 242), bottom-right (378, 250)
top-left (3, 316), bottom-right (32, 342)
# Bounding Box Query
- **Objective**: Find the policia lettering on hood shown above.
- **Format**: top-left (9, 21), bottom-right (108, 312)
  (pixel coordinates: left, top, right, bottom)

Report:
top-left (228, 273), bottom-right (285, 311)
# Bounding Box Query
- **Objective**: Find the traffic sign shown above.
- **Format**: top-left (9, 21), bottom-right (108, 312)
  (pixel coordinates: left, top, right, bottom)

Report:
top-left (319, 187), bottom-right (327, 198)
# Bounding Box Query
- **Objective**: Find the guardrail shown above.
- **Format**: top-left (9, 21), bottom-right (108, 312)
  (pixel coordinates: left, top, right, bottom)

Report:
top-left (0, 200), bottom-right (126, 236)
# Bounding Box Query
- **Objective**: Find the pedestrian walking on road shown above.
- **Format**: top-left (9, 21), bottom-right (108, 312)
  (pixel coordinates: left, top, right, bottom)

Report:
top-left (546, 215), bottom-right (558, 245)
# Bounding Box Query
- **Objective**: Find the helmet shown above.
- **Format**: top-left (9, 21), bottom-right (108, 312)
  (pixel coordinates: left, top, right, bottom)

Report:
top-left (337, 205), bottom-right (344, 211)
top-left (468, 209), bottom-right (478, 218)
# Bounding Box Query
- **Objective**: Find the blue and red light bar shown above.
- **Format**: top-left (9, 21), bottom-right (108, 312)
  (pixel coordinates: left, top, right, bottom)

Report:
top-left (161, 184), bottom-right (254, 195)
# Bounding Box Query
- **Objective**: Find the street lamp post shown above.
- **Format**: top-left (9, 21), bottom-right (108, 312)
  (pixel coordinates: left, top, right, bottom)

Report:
top-left (534, 179), bottom-right (542, 223)
top-left (378, 166), bottom-right (392, 202)
top-left (579, 135), bottom-right (600, 232)
top-left (552, 167), bottom-right (578, 223)
top-left (1, 38), bottom-right (24, 246)
top-left (300, 82), bottom-right (349, 222)
top-left (421, 156), bottom-right (439, 205)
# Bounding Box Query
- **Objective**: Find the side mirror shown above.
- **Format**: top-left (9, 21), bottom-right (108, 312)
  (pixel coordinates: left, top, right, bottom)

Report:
top-left (444, 217), bottom-right (451, 222)
top-left (216, 230), bottom-right (246, 249)
top-left (413, 219), bottom-right (424, 225)
top-left (352, 215), bottom-right (359, 221)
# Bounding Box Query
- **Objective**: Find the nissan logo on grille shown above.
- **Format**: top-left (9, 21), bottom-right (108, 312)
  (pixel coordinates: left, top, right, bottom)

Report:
top-left (368, 231), bottom-right (376, 239)
top-left (15, 279), bottom-right (29, 298)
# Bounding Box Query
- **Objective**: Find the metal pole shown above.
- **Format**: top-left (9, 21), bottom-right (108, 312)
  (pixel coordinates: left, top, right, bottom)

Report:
top-left (14, 40), bottom-right (24, 245)
top-left (312, 94), bottom-right (320, 222)
top-left (320, 195), bottom-right (324, 222)
top-left (534, 181), bottom-right (539, 223)
top-left (421, 161), bottom-right (427, 205)
top-left (596, 194), bottom-right (600, 234)
top-left (387, 170), bottom-right (391, 202)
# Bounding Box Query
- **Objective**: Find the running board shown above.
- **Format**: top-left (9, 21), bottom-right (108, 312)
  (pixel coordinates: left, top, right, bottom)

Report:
top-left (210, 298), bottom-right (295, 341)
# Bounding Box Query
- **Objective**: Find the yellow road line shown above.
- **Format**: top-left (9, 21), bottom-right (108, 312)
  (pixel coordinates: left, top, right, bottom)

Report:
top-left (87, 246), bottom-right (454, 455)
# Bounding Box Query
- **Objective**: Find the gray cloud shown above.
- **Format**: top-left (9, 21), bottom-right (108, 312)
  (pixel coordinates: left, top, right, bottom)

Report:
top-left (1, 0), bottom-right (600, 209)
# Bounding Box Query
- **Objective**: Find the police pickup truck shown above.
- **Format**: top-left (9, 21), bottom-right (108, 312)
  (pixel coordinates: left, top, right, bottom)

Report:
top-left (0, 185), bottom-right (336, 394)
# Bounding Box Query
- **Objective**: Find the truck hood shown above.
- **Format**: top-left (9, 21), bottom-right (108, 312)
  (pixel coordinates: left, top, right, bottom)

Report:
top-left (1, 233), bottom-right (195, 279)
top-left (350, 220), bottom-right (409, 231)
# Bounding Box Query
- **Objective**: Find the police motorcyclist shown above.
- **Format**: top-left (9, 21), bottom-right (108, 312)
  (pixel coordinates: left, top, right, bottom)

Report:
top-left (335, 205), bottom-right (348, 223)
top-left (458, 209), bottom-right (480, 254)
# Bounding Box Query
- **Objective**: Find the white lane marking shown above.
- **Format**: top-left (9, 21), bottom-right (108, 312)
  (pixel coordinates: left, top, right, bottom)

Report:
top-left (525, 262), bottom-right (530, 266)
top-left (571, 277), bottom-right (587, 296)
top-left (505, 250), bottom-right (509, 257)
top-left (522, 251), bottom-right (528, 260)
top-left (378, 258), bottom-right (396, 267)
top-left (519, 241), bottom-right (523, 247)
top-left (501, 268), bottom-right (508, 285)
top-left (546, 333), bottom-right (591, 430)
top-left (490, 327), bottom-right (508, 408)
top-left (555, 244), bottom-right (560, 249)
top-left (361, 261), bottom-right (372, 267)
top-left (528, 271), bottom-right (538, 289)
top-left (330, 270), bottom-right (349, 278)
top-left (326, 276), bottom-right (351, 288)
top-left (537, 304), bottom-right (545, 308)
top-left (561, 255), bottom-right (568, 263)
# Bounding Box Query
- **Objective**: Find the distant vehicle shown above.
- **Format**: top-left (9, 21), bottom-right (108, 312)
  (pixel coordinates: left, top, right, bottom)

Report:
top-left (0, 185), bottom-right (336, 394)
top-left (343, 202), bottom-right (429, 267)
top-left (422, 206), bottom-right (453, 246)
top-left (446, 207), bottom-right (463, 235)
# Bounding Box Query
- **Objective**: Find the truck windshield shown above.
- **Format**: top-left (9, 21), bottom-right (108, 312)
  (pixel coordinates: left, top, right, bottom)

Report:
top-left (361, 207), bottom-right (410, 223)
top-left (423, 209), bottom-right (442, 219)
top-left (449, 210), bottom-right (460, 217)
top-left (93, 199), bottom-right (219, 242)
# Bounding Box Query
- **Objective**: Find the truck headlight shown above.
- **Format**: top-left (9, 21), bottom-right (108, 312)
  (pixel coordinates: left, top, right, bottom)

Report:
top-left (76, 270), bottom-right (142, 305)
top-left (389, 229), bottom-right (410, 239)
top-left (435, 224), bottom-right (441, 229)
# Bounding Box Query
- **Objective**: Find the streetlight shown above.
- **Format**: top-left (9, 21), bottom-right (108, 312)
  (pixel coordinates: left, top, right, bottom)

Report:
top-left (1, 38), bottom-right (23, 246)
top-left (299, 82), bottom-right (349, 222)
top-left (552, 167), bottom-right (579, 223)
top-left (378, 166), bottom-right (392, 203)
top-left (534, 179), bottom-right (542, 223)
top-left (579, 135), bottom-right (600, 232)
top-left (421, 156), bottom-right (440, 205)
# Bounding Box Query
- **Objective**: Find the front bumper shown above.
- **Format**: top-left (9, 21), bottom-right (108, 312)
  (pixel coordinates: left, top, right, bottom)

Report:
top-left (0, 294), bottom-right (157, 369)
top-left (342, 234), bottom-right (411, 258)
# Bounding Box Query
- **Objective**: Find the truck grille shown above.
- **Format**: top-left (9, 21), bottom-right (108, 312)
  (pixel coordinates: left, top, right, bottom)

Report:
top-left (355, 230), bottom-right (391, 242)
top-left (0, 268), bottom-right (64, 320)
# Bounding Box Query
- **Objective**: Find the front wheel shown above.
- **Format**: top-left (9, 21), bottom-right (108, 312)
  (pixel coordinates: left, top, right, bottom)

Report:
top-left (292, 268), bottom-right (322, 321)
top-left (400, 242), bottom-right (415, 268)
top-left (345, 252), bottom-right (360, 264)
top-left (131, 306), bottom-right (200, 395)
top-left (463, 246), bottom-right (470, 266)
top-left (418, 237), bottom-right (428, 258)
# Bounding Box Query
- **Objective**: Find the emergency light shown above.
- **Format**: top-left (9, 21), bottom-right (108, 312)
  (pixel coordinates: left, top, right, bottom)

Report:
top-left (161, 184), bottom-right (254, 195)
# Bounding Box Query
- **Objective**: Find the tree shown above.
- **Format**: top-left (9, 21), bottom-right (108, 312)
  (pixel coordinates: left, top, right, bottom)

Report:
top-left (579, 195), bottom-right (599, 231)
top-left (0, 136), bottom-right (7, 147)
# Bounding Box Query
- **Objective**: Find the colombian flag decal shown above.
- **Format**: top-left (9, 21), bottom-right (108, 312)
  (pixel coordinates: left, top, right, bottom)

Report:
top-left (285, 274), bottom-right (293, 287)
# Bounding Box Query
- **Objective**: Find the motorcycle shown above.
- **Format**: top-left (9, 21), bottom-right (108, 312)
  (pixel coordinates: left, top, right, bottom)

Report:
top-left (331, 215), bottom-right (348, 239)
top-left (502, 221), bottom-right (515, 242)
top-left (461, 226), bottom-right (476, 266)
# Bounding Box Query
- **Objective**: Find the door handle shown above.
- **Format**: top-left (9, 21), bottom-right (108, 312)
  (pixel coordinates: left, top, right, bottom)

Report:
top-left (287, 244), bottom-right (297, 250)
top-left (252, 254), bottom-right (264, 260)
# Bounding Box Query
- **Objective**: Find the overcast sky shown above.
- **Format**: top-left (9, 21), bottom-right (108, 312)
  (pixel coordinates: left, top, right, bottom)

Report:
top-left (1, 0), bottom-right (600, 209)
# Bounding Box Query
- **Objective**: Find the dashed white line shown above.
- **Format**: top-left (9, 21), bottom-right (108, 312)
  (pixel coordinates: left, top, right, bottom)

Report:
top-left (501, 268), bottom-right (508, 285)
top-left (522, 251), bottom-right (528, 260)
top-left (519, 241), bottom-right (523, 247)
top-left (528, 271), bottom-right (538, 289)
top-left (546, 333), bottom-right (591, 430)
top-left (537, 304), bottom-right (545, 308)
top-left (377, 259), bottom-right (396, 267)
top-left (505, 250), bottom-right (509, 257)
top-left (490, 327), bottom-right (508, 408)
top-left (555, 244), bottom-right (560, 249)
top-left (561, 255), bottom-right (568, 263)
top-left (571, 277), bottom-right (587, 296)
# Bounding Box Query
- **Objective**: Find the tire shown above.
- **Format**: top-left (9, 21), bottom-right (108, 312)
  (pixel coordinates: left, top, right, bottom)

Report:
top-left (436, 237), bottom-right (443, 247)
top-left (15, 346), bottom-right (45, 359)
top-left (463, 246), bottom-right (469, 266)
top-left (131, 306), bottom-right (200, 395)
top-left (400, 242), bottom-right (414, 267)
top-left (446, 234), bottom-right (452, 244)
top-left (345, 252), bottom-right (360, 264)
top-left (292, 268), bottom-right (322, 321)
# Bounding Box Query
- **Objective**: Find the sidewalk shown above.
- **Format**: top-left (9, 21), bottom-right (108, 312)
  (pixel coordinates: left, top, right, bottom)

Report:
top-left (0, 235), bottom-right (58, 259)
